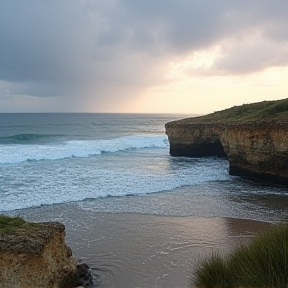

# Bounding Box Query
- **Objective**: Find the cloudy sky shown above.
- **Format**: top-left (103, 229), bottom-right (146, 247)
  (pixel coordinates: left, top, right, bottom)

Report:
top-left (0, 0), bottom-right (287, 114)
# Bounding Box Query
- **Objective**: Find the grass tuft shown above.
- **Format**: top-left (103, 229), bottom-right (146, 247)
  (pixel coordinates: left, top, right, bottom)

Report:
top-left (0, 214), bottom-right (27, 234)
top-left (193, 253), bottom-right (233, 288)
top-left (192, 223), bottom-right (288, 288)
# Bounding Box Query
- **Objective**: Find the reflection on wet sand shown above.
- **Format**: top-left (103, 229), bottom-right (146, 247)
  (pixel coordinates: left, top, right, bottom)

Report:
top-left (16, 204), bottom-right (272, 288)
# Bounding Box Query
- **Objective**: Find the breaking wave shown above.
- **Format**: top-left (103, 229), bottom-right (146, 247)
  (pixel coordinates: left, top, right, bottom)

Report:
top-left (0, 135), bottom-right (169, 164)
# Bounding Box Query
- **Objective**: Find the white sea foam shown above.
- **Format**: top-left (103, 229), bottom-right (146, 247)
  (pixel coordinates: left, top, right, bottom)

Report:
top-left (0, 154), bottom-right (232, 212)
top-left (0, 135), bottom-right (169, 164)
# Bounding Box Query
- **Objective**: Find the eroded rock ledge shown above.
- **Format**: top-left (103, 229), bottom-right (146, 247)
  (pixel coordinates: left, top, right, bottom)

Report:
top-left (0, 221), bottom-right (79, 288)
top-left (165, 120), bottom-right (288, 186)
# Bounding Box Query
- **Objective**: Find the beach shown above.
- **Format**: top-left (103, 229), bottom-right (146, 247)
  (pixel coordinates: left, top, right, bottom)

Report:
top-left (9, 188), bottom-right (275, 288)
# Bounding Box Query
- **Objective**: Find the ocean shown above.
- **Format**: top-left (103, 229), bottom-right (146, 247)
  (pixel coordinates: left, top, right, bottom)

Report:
top-left (1, 113), bottom-right (288, 221)
top-left (1, 113), bottom-right (288, 288)
top-left (0, 113), bottom-right (181, 211)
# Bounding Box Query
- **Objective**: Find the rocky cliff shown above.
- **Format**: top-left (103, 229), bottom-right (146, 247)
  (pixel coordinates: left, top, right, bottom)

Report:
top-left (0, 221), bottom-right (78, 288)
top-left (165, 119), bottom-right (288, 186)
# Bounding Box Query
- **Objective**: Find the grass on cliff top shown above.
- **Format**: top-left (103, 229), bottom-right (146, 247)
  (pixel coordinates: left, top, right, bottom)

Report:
top-left (180, 98), bottom-right (288, 124)
top-left (192, 222), bottom-right (288, 288)
top-left (0, 215), bottom-right (39, 234)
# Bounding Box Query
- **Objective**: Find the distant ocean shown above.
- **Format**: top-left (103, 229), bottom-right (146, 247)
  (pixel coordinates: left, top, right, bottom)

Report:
top-left (1, 113), bottom-right (288, 222)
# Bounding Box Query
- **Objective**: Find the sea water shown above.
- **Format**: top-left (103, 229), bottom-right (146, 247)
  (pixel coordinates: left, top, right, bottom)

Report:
top-left (1, 113), bottom-right (288, 222)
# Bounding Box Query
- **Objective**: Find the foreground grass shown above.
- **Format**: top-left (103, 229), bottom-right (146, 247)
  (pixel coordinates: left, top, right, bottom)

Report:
top-left (192, 223), bottom-right (288, 288)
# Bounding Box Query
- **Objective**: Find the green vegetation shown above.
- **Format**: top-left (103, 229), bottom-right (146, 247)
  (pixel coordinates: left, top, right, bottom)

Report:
top-left (181, 98), bottom-right (288, 123)
top-left (0, 214), bottom-right (37, 234)
top-left (192, 223), bottom-right (288, 288)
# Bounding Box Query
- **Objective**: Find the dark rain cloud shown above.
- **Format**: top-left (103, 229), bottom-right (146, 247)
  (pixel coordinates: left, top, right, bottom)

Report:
top-left (0, 0), bottom-right (287, 108)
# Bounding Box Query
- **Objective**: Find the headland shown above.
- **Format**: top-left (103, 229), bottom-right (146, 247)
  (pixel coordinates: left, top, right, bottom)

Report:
top-left (165, 98), bottom-right (288, 186)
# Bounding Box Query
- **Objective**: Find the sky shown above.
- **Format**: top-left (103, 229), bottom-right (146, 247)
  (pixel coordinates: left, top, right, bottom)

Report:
top-left (0, 0), bottom-right (287, 114)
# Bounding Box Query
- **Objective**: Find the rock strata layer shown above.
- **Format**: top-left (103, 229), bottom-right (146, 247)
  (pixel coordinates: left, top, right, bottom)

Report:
top-left (165, 120), bottom-right (288, 186)
top-left (0, 222), bottom-right (77, 288)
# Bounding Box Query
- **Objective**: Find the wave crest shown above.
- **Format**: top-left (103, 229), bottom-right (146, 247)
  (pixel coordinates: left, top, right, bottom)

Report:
top-left (0, 135), bottom-right (169, 164)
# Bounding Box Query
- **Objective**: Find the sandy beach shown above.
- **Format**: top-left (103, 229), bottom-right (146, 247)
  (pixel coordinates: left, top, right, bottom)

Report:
top-left (10, 202), bottom-right (272, 288)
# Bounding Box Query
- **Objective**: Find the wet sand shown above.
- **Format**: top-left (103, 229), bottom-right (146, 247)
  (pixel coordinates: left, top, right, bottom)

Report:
top-left (12, 204), bottom-right (272, 288)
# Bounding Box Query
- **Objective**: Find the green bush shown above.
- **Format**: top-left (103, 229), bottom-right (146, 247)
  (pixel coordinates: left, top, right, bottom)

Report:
top-left (192, 223), bottom-right (288, 288)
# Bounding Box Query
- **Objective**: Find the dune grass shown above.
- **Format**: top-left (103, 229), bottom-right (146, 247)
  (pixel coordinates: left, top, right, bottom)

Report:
top-left (193, 253), bottom-right (234, 288)
top-left (192, 223), bottom-right (288, 288)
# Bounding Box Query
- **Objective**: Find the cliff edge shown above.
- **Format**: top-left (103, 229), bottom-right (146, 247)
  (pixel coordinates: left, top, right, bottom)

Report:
top-left (0, 216), bottom-right (78, 288)
top-left (165, 99), bottom-right (288, 186)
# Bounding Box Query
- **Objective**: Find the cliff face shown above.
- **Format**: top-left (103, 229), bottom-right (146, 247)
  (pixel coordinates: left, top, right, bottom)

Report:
top-left (165, 121), bottom-right (288, 186)
top-left (0, 222), bottom-right (77, 288)
top-left (165, 123), bottom-right (226, 157)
